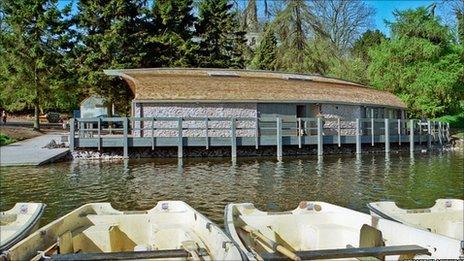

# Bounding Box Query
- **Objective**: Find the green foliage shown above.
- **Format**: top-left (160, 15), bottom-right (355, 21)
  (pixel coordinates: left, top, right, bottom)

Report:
top-left (458, 10), bottom-right (464, 44)
top-left (0, 132), bottom-right (15, 146)
top-left (152, 0), bottom-right (197, 67)
top-left (0, 0), bottom-right (74, 129)
top-left (195, 0), bottom-right (247, 68)
top-left (351, 30), bottom-right (387, 62)
top-left (434, 112), bottom-right (464, 130)
top-left (250, 24), bottom-right (277, 70)
top-left (368, 8), bottom-right (464, 118)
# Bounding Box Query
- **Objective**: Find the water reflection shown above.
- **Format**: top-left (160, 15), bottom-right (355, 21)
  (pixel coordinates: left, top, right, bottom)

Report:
top-left (1, 152), bottom-right (463, 227)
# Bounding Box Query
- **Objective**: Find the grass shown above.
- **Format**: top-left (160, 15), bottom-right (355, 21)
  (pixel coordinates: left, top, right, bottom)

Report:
top-left (0, 132), bottom-right (15, 146)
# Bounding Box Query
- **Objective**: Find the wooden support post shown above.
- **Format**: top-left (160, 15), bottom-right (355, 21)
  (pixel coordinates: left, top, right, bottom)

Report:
top-left (337, 117), bottom-right (341, 147)
top-left (398, 119), bottom-right (401, 145)
top-left (427, 120), bottom-right (431, 149)
top-left (255, 118), bottom-right (259, 149)
top-left (69, 118), bottom-right (75, 151)
top-left (151, 118), bottom-right (155, 150)
top-left (447, 122), bottom-right (450, 141)
top-left (123, 118), bottom-right (128, 159)
top-left (177, 118), bottom-right (183, 158)
top-left (276, 117), bottom-right (282, 159)
top-left (231, 117), bottom-right (237, 159)
top-left (298, 118), bottom-right (302, 149)
top-left (384, 118), bottom-right (390, 153)
top-left (356, 118), bottom-right (361, 154)
top-left (205, 118), bottom-right (209, 149)
top-left (438, 121), bottom-right (442, 145)
top-left (371, 118), bottom-right (374, 146)
top-left (409, 119), bottom-right (414, 153)
top-left (317, 117), bottom-right (323, 156)
top-left (97, 118), bottom-right (101, 151)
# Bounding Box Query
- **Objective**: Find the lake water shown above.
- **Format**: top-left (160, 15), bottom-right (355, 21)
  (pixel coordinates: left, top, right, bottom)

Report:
top-left (1, 151), bottom-right (463, 226)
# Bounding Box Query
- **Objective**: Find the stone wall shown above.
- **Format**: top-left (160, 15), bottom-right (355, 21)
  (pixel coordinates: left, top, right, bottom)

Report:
top-left (320, 104), bottom-right (361, 135)
top-left (134, 103), bottom-right (257, 137)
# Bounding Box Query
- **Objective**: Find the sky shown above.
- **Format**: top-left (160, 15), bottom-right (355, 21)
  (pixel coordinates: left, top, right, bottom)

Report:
top-left (367, 0), bottom-right (448, 35)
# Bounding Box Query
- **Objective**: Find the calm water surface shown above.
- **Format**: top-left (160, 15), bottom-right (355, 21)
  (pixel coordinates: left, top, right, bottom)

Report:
top-left (1, 152), bottom-right (463, 226)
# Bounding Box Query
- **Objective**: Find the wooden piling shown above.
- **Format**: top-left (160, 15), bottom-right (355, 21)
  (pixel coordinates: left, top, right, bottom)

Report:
top-left (438, 121), bottom-right (442, 144)
top-left (409, 119), bottom-right (414, 153)
top-left (298, 118), bottom-right (302, 149)
top-left (97, 118), bottom-right (101, 151)
top-left (123, 118), bottom-right (128, 159)
top-left (398, 119), bottom-right (401, 145)
top-left (177, 118), bottom-right (183, 158)
top-left (205, 118), bottom-right (209, 149)
top-left (371, 118), bottom-right (374, 146)
top-left (151, 118), bottom-right (155, 150)
top-left (427, 120), bottom-right (431, 149)
top-left (69, 118), bottom-right (75, 151)
top-left (276, 117), bottom-right (283, 159)
top-left (356, 118), bottom-right (361, 154)
top-left (337, 117), bottom-right (341, 147)
top-left (231, 117), bottom-right (237, 159)
top-left (384, 118), bottom-right (390, 153)
top-left (255, 118), bottom-right (259, 149)
top-left (317, 117), bottom-right (323, 156)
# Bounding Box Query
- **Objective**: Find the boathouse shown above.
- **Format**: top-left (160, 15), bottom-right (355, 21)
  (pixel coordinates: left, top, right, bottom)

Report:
top-left (104, 68), bottom-right (406, 137)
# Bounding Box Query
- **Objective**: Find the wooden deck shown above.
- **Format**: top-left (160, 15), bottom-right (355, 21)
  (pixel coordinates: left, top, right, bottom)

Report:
top-left (69, 117), bottom-right (450, 160)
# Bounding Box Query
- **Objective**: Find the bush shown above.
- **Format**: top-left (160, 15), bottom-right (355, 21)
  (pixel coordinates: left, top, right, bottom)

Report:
top-left (0, 133), bottom-right (15, 146)
top-left (434, 113), bottom-right (464, 130)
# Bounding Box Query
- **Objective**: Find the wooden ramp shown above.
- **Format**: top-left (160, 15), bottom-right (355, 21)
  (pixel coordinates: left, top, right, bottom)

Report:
top-left (0, 134), bottom-right (69, 167)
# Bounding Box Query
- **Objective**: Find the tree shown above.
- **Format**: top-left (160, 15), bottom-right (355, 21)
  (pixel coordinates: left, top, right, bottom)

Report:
top-left (152, 0), bottom-right (197, 67)
top-left (368, 7), bottom-right (464, 117)
top-left (309, 0), bottom-right (375, 52)
top-left (195, 0), bottom-right (246, 68)
top-left (0, 0), bottom-right (72, 130)
top-left (74, 0), bottom-right (154, 113)
top-left (241, 0), bottom-right (258, 32)
top-left (458, 9), bottom-right (464, 43)
top-left (351, 30), bottom-right (387, 62)
top-left (250, 24), bottom-right (277, 70)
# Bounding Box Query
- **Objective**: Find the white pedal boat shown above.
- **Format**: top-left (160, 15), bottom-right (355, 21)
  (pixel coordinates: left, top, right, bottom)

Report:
top-left (0, 203), bottom-right (45, 253)
top-left (225, 201), bottom-right (462, 260)
top-left (368, 199), bottom-right (463, 240)
top-left (2, 201), bottom-right (242, 260)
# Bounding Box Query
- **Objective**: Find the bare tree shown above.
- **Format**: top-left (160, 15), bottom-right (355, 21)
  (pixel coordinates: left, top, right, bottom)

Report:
top-left (309, 0), bottom-right (375, 52)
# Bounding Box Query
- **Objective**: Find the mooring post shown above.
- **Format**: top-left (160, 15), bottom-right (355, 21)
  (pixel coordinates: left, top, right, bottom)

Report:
top-left (356, 118), bottom-right (361, 154)
top-left (231, 117), bottom-right (237, 159)
top-left (123, 117), bottom-right (129, 159)
top-left (371, 118), bottom-right (375, 146)
top-left (409, 119), bottom-right (414, 153)
top-left (427, 120), bottom-right (431, 149)
top-left (384, 118), bottom-right (390, 153)
top-left (69, 118), bottom-right (75, 151)
top-left (177, 118), bottom-right (183, 158)
top-left (337, 117), bottom-right (341, 147)
top-left (317, 117), bottom-right (323, 156)
top-left (276, 117), bottom-right (283, 160)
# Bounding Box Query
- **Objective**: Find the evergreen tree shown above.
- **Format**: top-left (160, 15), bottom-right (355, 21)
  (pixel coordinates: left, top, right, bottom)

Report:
top-left (74, 0), bottom-right (156, 113)
top-left (458, 10), bottom-right (464, 44)
top-left (0, 0), bottom-right (73, 130)
top-left (250, 24), bottom-right (277, 70)
top-left (351, 30), bottom-right (387, 62)
top-left (152, 0), bottom-right (197, 66)
top-left (195, 0), bottom-right (246, 68)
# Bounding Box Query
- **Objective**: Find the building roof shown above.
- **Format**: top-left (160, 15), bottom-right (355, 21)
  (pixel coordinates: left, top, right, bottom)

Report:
top-left (104, 68), bottom-right (406, 109)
